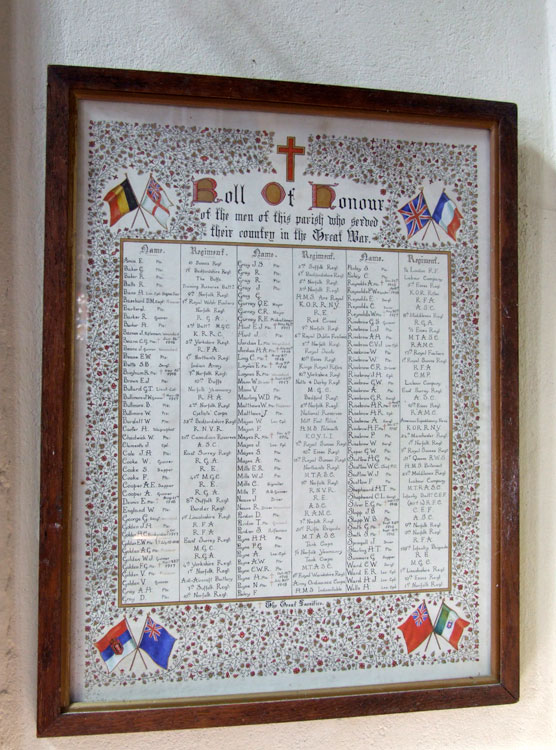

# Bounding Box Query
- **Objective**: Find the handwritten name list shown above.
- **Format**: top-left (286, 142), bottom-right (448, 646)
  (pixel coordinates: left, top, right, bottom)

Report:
top-left (119, 241), bottom-right (451, 605)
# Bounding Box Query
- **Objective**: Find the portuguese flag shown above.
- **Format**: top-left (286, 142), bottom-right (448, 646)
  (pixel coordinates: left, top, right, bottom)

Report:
top-left (103, 177), bottom-right (139, 226)
top-left (434, 603), bottom-right (470, 649)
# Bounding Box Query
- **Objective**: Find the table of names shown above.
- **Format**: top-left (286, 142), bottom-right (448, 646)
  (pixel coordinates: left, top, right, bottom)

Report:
top-left (119, 241), bottom-right (451, 605)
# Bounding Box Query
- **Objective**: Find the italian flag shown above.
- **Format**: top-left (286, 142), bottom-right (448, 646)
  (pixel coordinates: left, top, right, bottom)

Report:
top-left (434, 603), bottom-right (470, 649)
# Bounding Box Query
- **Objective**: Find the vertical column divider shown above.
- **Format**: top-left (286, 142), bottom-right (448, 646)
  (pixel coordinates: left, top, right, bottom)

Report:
top-left (291, 246), bottom-right (294, 597)
top-left (345, 249), bottom-right (349, 588)
top-left (178, 244), bottom-right (182, 603)
top-left (235, 244), bottom-right (239, 600)
top-left (397, 252), bottom-right (402, 592)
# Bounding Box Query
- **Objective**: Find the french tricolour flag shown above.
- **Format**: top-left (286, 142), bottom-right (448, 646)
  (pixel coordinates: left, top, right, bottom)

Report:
top-left (95, 619), bottom-right (136, 671)
top-left (432, 191), bottom-right (462, 241)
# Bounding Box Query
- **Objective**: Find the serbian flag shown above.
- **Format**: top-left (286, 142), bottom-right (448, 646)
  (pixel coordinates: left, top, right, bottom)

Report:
top-left (141, 175), bottom-right (172, 228)
top-left (95, 619), bottom-right (137, 671)
top-left (398, 192), bottom-right (432, 238)
top-left (398, 602), bottom-right (434, 653)
top-left (432, 191), bottom-right (462, 240)
top-left (138, 616), bottom-right (176, 669)
top-left (434, 603), bottom-right (470, 649)
top-left (103, 178), bottom-right (139, 226)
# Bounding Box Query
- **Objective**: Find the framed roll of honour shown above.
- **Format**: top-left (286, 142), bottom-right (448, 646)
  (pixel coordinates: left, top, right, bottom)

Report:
top-left (37, 66), bottom-right (518, 736)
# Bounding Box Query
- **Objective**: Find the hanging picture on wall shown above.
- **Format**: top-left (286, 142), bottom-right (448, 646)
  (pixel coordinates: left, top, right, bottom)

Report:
top-left (37, 66), bottom-right (519, 736)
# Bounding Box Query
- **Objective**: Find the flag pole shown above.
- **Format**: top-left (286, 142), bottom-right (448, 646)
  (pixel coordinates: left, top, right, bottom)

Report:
top-left (125, 616), bottom-right (148, 672)
top-left (429, 189), bottom-right (445, 242)
top-left (425, 598), bottom-right (444, 651)
top-left (127, 173), bottom-right (150, 229)
top-left (138, 650), bottom-right (148, 670)
top-left (424, 599), bottom-right (444, 652)
top-left (432, 599), bottom-right (446, 649)
top-left (136, 615), bottom-right (149, 670)
top-left (129, 645), bottom-right (148, 672)
top-left (138, 174), bottom-right (150, 206)
top-left (129, 647), bottom-right (139, 672)
top-left (124, 616), bottom-right (140, 672)
top-left (419, 190), bottom-right (433, 242)
top-left (421, 188), bottom-right (442, 243)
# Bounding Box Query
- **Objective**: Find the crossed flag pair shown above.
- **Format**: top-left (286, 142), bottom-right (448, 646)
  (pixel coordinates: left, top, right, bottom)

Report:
top-left (399, 190), bottom-right (462, 241)
top-left (96, 603), bottom-right (466, 671)
top-left (398, 600), bottom-right (470, 654)
top-left (95, 615), bottom-right (176, 672)
top-left (103, 174), bottom-right (173, 229)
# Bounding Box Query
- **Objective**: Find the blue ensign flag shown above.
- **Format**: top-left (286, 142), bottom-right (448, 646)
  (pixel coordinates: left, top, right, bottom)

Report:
top-left (138, 616), bottom-right (176, 669)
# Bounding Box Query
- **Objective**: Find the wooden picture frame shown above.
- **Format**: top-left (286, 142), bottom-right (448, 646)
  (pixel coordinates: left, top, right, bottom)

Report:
top-left (38, 65), bottom-right (518, 737)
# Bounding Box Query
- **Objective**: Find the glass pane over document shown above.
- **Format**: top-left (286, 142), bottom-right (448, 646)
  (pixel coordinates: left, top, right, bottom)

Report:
top-left (120, 240), bottom-right (451, 606)
top-left (70, 96), bottom-right (492, 703)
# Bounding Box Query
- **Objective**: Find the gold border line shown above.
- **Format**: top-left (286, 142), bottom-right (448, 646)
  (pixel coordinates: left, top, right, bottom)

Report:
top-left (117, 240), bottom-right (453, 608)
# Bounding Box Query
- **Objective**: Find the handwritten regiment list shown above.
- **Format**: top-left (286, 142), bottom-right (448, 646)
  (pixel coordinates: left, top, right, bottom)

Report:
top-left (119, 240), bottom-right (451, 605)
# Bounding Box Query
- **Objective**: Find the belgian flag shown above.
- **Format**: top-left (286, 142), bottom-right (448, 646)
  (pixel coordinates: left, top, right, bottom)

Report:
top-left (103, 177), bottom-right (139, 226)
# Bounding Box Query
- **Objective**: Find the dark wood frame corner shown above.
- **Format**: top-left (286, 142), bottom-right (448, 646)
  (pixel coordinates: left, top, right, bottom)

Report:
top-left (37, 65), bottom-right (518, 737)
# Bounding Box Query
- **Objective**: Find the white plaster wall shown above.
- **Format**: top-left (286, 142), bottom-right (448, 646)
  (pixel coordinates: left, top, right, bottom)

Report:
top-left (1, 0), bottom-right (554, 747)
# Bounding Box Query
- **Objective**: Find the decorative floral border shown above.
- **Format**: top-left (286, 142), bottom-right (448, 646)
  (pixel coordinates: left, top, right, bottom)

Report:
top-left (82, 121), bottom-right (481, 692)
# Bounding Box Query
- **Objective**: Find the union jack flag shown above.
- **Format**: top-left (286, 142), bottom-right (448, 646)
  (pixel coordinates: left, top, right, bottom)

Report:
top-left (398, 192), bottom-right (432, 237)
top-left (412, 602), bottom-right (429, 627)
top-left (144, 616), bottom-right (162, 641)
top-left (146, 176), bottom-right (164, 204)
